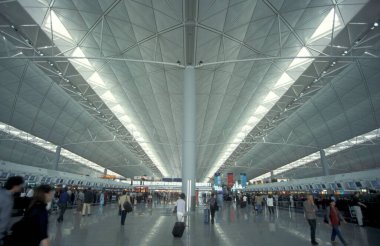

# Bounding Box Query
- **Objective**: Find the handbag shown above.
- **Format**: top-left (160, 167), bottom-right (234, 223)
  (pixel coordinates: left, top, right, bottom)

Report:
top-left (214, 204), bottom-right (219, 211)
top-left (123, 201), bottom-right (133, 213)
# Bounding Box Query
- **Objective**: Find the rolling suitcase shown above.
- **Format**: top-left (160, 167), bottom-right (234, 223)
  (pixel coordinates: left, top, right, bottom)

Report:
top-left (172, 222), bottom-right (185, 237)
top-left (204, 208), bottom-right (210, 224)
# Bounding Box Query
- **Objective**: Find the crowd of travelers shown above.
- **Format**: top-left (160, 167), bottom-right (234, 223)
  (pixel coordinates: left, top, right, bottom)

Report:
top-left (1, 175), bottom-right (377, 245)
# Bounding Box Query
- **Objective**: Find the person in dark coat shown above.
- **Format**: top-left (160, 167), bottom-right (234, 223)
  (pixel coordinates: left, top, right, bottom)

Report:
top-left (6, 184), bottom-right (53, 246)
top-left (82, 188), bottom-right (93, 216)
top-left (57, 187), bottom-right (69, 223)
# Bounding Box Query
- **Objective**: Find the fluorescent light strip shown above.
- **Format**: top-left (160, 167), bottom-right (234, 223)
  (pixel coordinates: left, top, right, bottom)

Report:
top-left (251, 128), bottom-right (380, 182)
top-left (41, 10), bottom-right (168, 177)
top-left (0, 122), bottom-right (121, 177)
top-left (205, 8), bottom-right (343, 182)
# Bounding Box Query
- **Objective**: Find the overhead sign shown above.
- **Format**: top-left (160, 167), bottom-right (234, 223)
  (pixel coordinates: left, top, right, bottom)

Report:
top-left (227, 173), bottom-right (234, 188)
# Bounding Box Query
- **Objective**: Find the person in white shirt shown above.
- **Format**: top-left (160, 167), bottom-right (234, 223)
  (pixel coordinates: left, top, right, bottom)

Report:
top-left (118, 191), bottom-right (131, 226)
top-left (176, 193), bottom-right (186, 222)
top-left (267, 195), bottom-right (274, 215)
top-left (26, 186), bottom-right (34, 198)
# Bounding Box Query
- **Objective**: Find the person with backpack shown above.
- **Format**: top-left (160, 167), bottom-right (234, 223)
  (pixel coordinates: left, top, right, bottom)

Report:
top-left (118, 191), bottom-right (131, 226)
top-left (326, 200), bottom-right (348, 245)
top-left (6, 185), bottom-right (53, 246)
top-left (208, 193), bottom-right (218, 224)
top-left (0, 176), bottom-right (24, 245)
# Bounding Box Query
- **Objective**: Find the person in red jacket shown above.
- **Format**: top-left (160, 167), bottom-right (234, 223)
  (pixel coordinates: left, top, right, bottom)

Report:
top-left (326, 200), bottom-right (348, 245)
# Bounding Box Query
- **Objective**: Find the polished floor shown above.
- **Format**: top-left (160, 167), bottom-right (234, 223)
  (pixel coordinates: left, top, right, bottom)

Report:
top-left (44, 202), bottom-right (379, 246)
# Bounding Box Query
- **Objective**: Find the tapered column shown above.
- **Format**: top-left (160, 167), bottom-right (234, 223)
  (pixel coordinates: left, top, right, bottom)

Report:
top-left (182, 66), bottom-right (196, 212)
top-left (320, 149), bottom-right (330, 176)
top-left (55, 146), bottom-right (61, 171)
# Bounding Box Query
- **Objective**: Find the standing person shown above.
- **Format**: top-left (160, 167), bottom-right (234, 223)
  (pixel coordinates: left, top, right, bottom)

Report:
top-left (99, 191), bottom-right (105, 206)
top-left (326, 200), bottom-right (348, 245)
top-left (0, 176), bottom-right (24, 244)
top-left (290, 194), bottom-right (295, 208)
top-left (66, 189), bottom-right (72, 207)
top-left (267, 195), bottom-right (275, 216)
top-left (76, 190), bottom-right (84, 213)
top-left (7, 185), bottom-right (53, 246)
top-left (175, 193), bottom-right (186, 222)
top-left (303, 194), bottom-right (319, 245)
top-left (208, 193), bottom-right (218, 224)
top-left (118, 191), bottom-right (131, 226)
top-left (352, 192), bottom-right (366, 226)
top-left (82, 188), bottom-right (93, 216)
top-left (57, 187), bottom-right (69, 223)
top-left (242, 194), bottom-right (247, 208)
top-left (255, 195), bottom-right (263, 214)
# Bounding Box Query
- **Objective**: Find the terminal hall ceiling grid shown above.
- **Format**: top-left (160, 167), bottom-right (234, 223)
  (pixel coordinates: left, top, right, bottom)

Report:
top-left (0, 0), bottom-right (379, 181)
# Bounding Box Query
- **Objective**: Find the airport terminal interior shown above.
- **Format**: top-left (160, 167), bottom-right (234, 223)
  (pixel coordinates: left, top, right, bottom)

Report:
top-left (0, 0), bottom-right (380, 245)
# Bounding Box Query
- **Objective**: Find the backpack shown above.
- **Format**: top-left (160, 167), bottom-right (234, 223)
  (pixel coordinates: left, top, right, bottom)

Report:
top-left (123, 200), bottom-right (133, 213)
top-left (210, 198), bottom-right (219, 211)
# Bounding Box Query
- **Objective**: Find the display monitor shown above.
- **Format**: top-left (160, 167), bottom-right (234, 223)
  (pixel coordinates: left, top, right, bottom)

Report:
top-left (371, 180), bottom-right (380, 189)
top-left (347, 182), bottom-right (356, 189)
top-left (355, 181), bottom-right (362, 188)
top-left (336, 183), bottom-right (342, 189)
top-left (0, 172), bottom-right (8, 179)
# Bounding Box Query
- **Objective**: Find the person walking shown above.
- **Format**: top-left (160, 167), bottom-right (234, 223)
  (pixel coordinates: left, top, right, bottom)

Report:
top-left (0, 176), bottom-right (24, 245)
top-left (326, 200), bottom-right (348, 245)
top-left (7, 185), bottom-right (53, 246)
top-left (57, 187), bottom-right (69, 223)
top-left (208, 193), bottom-right (218, 224)
top-left (82, 188), bottom-right (93, 216)
top-left (175, 193), bottom-right (186, 222)
top-left (267, 195), bottom-right (275, 216)
top-left (352, 192), bottom-right (366, 226)
top-left (118, 191), bottom-right (131, 226)
top-left (303, 194), bottom-right (318, 245)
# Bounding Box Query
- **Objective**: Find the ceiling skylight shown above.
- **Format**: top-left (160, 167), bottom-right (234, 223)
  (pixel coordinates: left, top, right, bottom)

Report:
top-left (44, 10), bottom-right (73, 41)
top-left (41, 14), bottom-right (170, 177)
top-left (309, 8), bottom-right (342, 43)
top-left (251, 128), bottom-right (380, 182)
top-left (70, 47), bottom-right (94, 70)
top-left (204, 8), bottom-right (344, 182)
top-left (0, 122), bottom-right (121, 177)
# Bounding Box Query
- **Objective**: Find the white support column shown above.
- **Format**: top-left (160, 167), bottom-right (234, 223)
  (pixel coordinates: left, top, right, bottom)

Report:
top-left (320, 149), bottom-right (330, 176)
top-left (182, 66), bottom-right (196, 212)
top-left (55, 146), bottom-right (61, 171)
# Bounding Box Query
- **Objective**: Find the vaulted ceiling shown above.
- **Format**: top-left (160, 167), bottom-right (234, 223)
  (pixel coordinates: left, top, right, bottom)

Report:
top-left (0, 0), bottom-right (379, 181)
